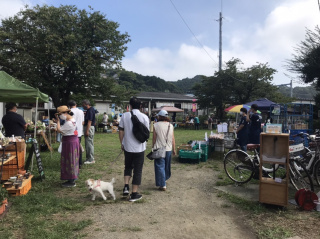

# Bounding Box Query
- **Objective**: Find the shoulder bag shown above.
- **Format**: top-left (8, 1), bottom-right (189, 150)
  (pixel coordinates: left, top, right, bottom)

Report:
top-left (147, 124), bottom-right (170, 160)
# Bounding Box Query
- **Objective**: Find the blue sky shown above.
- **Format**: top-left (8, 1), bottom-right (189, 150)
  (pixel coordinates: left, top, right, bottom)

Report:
top-left (1, 0), bottom-right (319, 86)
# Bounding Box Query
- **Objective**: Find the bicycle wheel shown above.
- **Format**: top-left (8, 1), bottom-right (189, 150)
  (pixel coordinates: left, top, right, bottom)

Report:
top-left (289, 159), bottom-right (314, 192)
top-left (313, 160), bottom-right (320, 186)
top-left (224, 150), bottom-right (254, 184)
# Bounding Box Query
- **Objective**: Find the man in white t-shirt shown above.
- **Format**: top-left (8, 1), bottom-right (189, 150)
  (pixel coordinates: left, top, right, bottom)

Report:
top-left (119, 97), bottom-right (149, 202)
top-left (68, 100), bottom-right (85, 167)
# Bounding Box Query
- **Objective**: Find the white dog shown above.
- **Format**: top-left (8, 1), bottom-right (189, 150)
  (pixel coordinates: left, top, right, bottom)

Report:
top-left (85, 178), bottom-right (116, 201)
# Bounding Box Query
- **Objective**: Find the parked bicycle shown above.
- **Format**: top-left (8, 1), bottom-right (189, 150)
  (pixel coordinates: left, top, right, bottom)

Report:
top-left (223, 137), bottom-right (314, 191)
top-left (290, 131), bottom-right (320, 187)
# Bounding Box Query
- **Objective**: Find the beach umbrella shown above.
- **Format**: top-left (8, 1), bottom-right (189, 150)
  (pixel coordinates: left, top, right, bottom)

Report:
top-left (225, 104), bottom-right (261, 113)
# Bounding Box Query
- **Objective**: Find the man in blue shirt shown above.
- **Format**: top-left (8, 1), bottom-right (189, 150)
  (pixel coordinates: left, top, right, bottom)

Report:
top-left (82, 99), bottom-right (96, 164)
top-left (236, 108), bottom-right (248, 151)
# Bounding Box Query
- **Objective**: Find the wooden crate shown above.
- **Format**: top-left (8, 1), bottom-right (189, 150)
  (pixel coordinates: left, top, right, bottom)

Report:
top-left (259, 133), bottom-right (289, 207)
top-left (4, 140), bottom-right (25, 152)
top-left (6, 175), bottom-right (33, 196)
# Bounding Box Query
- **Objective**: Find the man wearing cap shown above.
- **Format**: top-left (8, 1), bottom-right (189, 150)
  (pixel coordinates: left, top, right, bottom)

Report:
top-left (82, 99), bottom-right (96, 164)
top-left (119, 97), bottom-right (149, 202)
top-left (2, 102), bottom-right (27, 138)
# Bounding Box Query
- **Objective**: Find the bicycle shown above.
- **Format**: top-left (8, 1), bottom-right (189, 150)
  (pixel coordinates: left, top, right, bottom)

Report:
top-left (290, 131), bottom-right (320, 187)
top-left (223, 142), bottom-right (277, 184)
top-left (223, 138), bottom-right (314, 191)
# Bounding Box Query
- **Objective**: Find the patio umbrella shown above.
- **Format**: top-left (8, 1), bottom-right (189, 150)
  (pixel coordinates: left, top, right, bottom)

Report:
top-left (225, 104), bottom-right (261, 113)
top-left (152, 106), bottom-right (184, 113)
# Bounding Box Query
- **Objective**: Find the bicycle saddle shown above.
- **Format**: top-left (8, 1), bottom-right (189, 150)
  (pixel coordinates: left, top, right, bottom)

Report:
top-left (247, 144), bottom-right (260, 150)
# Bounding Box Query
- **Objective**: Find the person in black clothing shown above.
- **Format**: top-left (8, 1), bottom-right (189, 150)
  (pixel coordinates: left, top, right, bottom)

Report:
top-left (2, 102), bottom-right (27, 138)
top-left (246, 104), bottom-right (262, 145)
top-left (236, 108), bottom-right (248, 151)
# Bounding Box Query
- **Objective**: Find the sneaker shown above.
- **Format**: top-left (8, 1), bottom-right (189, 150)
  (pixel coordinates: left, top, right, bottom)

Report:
top-left (123, 186), bottom-right (129, 196)
top-left (159, 187), bottom-right (166, 191)
top-left (129, 193), bottom-right (142, 202)
top-left (84, 160), bottom-right (95, 164)
top-left (62, 181), bottom-right (76, 188)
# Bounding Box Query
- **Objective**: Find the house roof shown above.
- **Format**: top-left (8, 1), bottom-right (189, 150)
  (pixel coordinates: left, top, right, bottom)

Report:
top-left (137, 92), bottom-right (195, 101)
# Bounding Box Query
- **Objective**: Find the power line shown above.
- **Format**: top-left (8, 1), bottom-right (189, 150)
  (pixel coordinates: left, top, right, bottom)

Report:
top-left (169, 0), bottom-right (218, 66)
top-left (169, 0), bottom-right (244, 82)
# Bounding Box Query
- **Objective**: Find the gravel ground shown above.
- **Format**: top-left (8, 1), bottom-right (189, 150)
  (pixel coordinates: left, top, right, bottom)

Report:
top-left (77, 158), bottom-right (256, 239)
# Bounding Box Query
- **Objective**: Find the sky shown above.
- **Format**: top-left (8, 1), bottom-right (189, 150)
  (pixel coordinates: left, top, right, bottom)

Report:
top-left (1, 0), bottom-right (320, 87)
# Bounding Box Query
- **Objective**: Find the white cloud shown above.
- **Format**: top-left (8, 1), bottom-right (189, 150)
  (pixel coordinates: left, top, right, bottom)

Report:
top-left (0, 0), bottom-right (32, 20)
top-left (123, 0), bottom-right (319, 86)
top-left (226, 0), bottom-right (319, 84)
top-left (123, 44), bottom-right (219, 81)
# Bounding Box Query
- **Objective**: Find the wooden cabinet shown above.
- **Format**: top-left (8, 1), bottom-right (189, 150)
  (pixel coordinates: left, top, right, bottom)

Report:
top-left (259, 133), bottom-right (289, 207)
top-left (0, 140), bottom-right (26, 181)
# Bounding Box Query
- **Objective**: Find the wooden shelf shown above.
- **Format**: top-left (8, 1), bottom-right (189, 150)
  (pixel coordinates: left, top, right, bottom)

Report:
top-left (0, 155), bottom-right (16, 166)
top-left (260, 177), bottom-right (287, 186)
top-left (260, 160), bottom-right (287, 165)
top-left (259, 133), bottom-right (289, 207)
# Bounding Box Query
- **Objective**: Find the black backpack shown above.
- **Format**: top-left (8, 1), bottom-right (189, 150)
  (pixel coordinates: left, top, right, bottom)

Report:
top-left (130, 111), bottom-right (150, 143)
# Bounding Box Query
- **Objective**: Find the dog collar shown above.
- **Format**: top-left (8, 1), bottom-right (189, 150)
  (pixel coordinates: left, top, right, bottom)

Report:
top-left (94, 179), bottom-right (101, 188)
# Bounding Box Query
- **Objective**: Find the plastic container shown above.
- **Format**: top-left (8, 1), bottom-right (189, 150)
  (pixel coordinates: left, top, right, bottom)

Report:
top-left (200, 153), bottom-right (208, 162)
top-left (192, 144), bottom-right (209, 155)
top-left (179, 150), bottom-right (201, 164)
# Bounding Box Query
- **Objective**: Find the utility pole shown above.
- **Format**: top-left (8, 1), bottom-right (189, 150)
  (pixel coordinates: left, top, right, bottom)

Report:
top-left (276, 79), bottom-right (293, 97)
top-left (218, 12), bottom-right (222, 71)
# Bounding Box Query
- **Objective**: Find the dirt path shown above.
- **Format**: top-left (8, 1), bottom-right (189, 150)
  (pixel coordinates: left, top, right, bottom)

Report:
top-left (77, 157), bottom-right (256, 239)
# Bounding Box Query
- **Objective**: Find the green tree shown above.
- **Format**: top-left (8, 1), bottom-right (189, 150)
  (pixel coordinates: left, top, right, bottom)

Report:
top-left (287, 26), bottom-right (320, 86)
top-left (0, 5), bottom-right (130, 107)
top-left (193, 58), bottom-right (290, 119)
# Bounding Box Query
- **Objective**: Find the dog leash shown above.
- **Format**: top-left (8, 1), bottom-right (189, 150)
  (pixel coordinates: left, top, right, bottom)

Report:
top-left (108, 150), bottom-right (123, 168)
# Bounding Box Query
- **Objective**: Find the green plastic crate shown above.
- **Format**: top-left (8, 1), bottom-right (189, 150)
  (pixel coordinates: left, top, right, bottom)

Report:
top-left (179, 150), bottom-right (201, 164)
top-left (192, 144), bottom-right (209, 155)
top-left (200, 153), bottom-right (208, 162)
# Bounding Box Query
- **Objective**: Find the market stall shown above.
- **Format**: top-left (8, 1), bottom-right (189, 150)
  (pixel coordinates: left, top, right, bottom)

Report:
top-left (269, 103), bottom-right (313, 143)
top-left (0, 71), bottom-right (49, 203)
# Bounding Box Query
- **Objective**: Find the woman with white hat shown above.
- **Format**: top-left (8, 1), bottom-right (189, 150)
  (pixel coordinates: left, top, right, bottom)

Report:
top-left (152, 110), bottom-right (176, 191)
top-left (55, 105), bottom-right (80, 187)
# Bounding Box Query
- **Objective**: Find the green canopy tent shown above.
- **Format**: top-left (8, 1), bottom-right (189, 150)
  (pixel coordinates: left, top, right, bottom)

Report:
top-left (0, 71), bottom-right (48, 103)
top-left (0, 71), bottom-right (51, 161)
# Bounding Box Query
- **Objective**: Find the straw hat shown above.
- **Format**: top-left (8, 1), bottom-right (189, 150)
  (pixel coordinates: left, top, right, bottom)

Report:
top-left (56, 105), bottom-right (71, 115)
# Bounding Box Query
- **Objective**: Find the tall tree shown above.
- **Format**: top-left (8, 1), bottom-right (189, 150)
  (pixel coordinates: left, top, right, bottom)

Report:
top-left (287, 26), bottom-right (320, 86)
top-left (193, 58), bottom-right (288, 119)
top-left (0, 5), bottom-right (130, 107)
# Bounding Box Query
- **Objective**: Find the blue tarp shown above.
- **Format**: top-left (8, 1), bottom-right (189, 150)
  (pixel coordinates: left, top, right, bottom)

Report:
top-left (245, 98), bottom-right (276, 111)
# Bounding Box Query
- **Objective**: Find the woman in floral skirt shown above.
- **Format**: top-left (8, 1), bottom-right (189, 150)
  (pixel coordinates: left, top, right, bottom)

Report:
top-left (56, 105), bottom-right (79, 187)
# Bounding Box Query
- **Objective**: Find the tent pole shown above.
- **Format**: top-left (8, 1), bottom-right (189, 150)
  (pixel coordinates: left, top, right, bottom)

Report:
top-left (31, 97), bottom-right (39, 172)
top-left (48, 101), bottom-right (52, 158)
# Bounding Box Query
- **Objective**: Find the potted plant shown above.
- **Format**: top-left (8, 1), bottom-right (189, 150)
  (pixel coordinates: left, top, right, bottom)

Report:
top-left (36, 120), bottom-right (46, 134)
top-left (0, 186), bottom-right (8, 215)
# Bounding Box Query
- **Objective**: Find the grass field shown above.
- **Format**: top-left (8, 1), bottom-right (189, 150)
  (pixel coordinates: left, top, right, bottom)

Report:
top-left (0, 128), bottom-right (319, 239)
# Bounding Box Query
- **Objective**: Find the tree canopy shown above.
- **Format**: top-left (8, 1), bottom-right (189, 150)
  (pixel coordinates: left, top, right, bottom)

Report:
top-left (105, 69), bottom-right (181, 93)
top-left (0, 5), bottom-right (130, 107)
top-left (287, 26), bottom-right (320, 86)
top-left (193, 58), bottom-right (291, 119)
